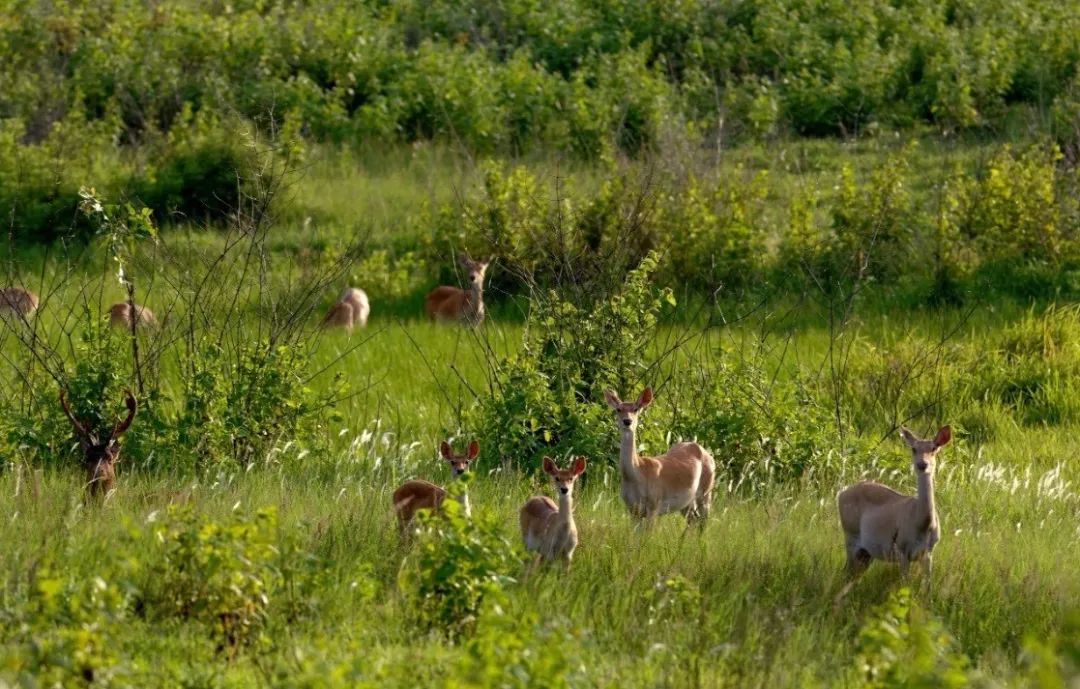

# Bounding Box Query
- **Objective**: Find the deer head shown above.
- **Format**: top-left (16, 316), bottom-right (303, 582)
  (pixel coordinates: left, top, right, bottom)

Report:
top-left (459, 254), bottom-right (490, 288)
top-left (899, 425), bottom-right (951, 475)
top-left (60, 389), bottom-right (137, 498)
top-left (542, 455), bottom-right (586, 496)
top-left (440, 439), bottom-right (480, 477)
top-left (604, 387), bottom-right (653, 433)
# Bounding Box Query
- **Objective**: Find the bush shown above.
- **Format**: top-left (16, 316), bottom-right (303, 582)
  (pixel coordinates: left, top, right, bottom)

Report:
top-left (132, 113), bottom-right (260, 224)
top-left (854, 587), bottom-right (972, 688)
top-left (0, 564), bottom-right (131, 688)
top-left (142, 506), bottom-right (283, 655)
top-left (465, 253), bottom-right (671, 470)
top-left (400, 481), bottom-right (519, 639)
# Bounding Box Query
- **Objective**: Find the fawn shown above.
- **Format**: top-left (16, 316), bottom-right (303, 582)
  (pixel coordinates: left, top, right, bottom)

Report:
top-left (321, 287), bottom-right (369, 331)
top-left (392, 439), bottom-right (479, 537)
top-left (59, 389), bottom-right (137, 499)
top-left (837, 425), bottom-right (952, 590)
top-left (0, 287), bottom-right (39, 318)
top-left (109, 301), bottom-right (158, 329)
top-left (520, 455), bottom-right (586, 568)
top-left (424, 255), bottom-right (489, 325)
top-left (605, 387), bottom-right (715, 526)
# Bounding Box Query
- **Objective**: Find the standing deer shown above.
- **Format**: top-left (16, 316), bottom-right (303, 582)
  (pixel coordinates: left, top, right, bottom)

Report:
top-left (837, 425), bottom-right (952, 590)
top-left (520, 455), bottom-right (586, 568)
top-left (424, 255), bottom-right (489, 325)
top-left (109, 301), bottom-right (158, 329)
top-left (321, 287), bottom-right (370, 331)
top-left (59, 389), bottom-right (137, 499)
top-left (0, 287), bottom-right (39, 317)
top-left (392, 439), bottom-right (479, 537)
top-left (604, 387), bottom-right (715, 526)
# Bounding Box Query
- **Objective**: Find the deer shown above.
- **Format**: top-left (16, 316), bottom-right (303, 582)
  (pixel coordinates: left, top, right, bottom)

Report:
top-left (392, 439), bottom-right (479, 538)
top-left (604, 387), bottom-right (715, 527)
top-left (520, 455), bottom-right (586, 569)
top-left (0, 287), bottom-right (39, 318)
top-left (321, 287), bottom-right (370, 331)
top-left (836, 425), bottom-right (952, 594)
top-left (108, 301), bottom-right (158, 329)
top-left (424, 255), bottom-right (489, 325)
top-left (59, 388), bottom-right (137, 499)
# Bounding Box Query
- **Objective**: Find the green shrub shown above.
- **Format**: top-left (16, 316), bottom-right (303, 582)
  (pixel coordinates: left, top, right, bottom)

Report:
top-left (466, 253), bottom-right (671, 470)
top-left (0, 564), bottom-right (131, 688)
top-left (400, 481), bottom-right (519, 639)
top-left (142, 506), bottom-right (282, 655)
top-left (854, 587), bottom-right (972, 688)
top-left (132, 113), bottom-right (259, 223)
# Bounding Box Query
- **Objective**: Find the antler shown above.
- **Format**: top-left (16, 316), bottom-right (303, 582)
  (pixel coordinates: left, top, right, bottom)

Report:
top-left (59, 389), bottom-right (92, 441)
top-left (108, 390), bottom-right (137, 442)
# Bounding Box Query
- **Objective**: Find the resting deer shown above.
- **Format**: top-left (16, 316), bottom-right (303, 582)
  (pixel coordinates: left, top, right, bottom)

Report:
top-left (392, 439), bottom-right (479, 537)
top-left (424, 255), bottom-right (489, 325)
top-left (321, 287), bottom-right (370, 331)
top-left (59, 389), bottom-right (137, 499)
top-left (109, 301), bottom-right (158, 329)
top-left (520, 456), bottom-right (586, 568)
top-left (604, 387), bottom-right (715, 526)
top-left (837, 425), bottom-right (952, 591)
top-left (0, 287), bottom-right (39, 317)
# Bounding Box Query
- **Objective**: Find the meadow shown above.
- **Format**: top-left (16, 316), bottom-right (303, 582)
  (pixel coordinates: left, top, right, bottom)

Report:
top-left (3, 1), bottom-right (1080, 687)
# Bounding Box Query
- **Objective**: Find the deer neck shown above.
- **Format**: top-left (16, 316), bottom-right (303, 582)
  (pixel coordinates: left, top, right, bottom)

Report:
top-left (557, 490), bottom-right (575, 528)
top-left (467, 282), bottom-right (484, 317)
top-left (915, 470), bottom-right (936, 528)
top-left (620, 428), bottom-right (643, 479)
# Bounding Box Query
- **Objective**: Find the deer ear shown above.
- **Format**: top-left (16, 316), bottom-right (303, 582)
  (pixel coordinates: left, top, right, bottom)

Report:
top-left (933, 425), bottom-right (952, 447)
top-left (899, 426), bottom-right (918, 448)
top-left (604, 390), bottom-right (621, 409)
top-left (467, 440), bottom-right (480, 460)
top-left (637, 387), bottom-right (653, 409)
top-left (571, 456), bottom-right (587, 476)
top-left (440, 441), bottom-right (453, 459)
top-left (542, 456), bottom-right (557, 475)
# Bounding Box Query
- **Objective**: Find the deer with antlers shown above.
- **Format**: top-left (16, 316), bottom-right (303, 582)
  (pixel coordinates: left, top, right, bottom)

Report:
top-left (605, 387), bottom-right (715, 527)
top-left (424, 255), bottom-right (489, 325)
top-left (520, 455), bottom-right (586, 568)
top-left (837, 425), bottom-right (951, 592)
top-left (59, 389), bottom-right (137, 499)
top-left (392, 440), bottom-right (479, 538)
top-left (321, 287), bottom-right (369, 332)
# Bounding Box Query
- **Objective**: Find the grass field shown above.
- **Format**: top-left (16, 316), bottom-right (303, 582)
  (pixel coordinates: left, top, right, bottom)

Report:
top-left (3, 134), bottom-right (1080, 689)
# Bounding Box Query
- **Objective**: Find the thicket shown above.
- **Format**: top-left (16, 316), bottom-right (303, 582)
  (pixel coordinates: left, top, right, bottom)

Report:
top-left (3, 0), bottom-right (1080, 240)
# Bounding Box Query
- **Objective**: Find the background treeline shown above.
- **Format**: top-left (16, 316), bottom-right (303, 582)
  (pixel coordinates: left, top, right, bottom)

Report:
top-left (3, 0), bottom-right (1080, 241)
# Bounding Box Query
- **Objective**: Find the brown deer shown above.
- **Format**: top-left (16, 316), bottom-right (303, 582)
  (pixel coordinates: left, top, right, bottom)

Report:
top-left (604, 387), bottom-right (715, 526)
top-left (59, 389), bottom-right (137, 499)
top-left (392, 439), bottom-right (479, 537)
top-left (837, 425), bottom-right (952, 592)
top-left (108, 301), bottom-right (158, 329)
top-left (0, 287), bottom-right (39, 318)
top-left (520, 455), bottom-right (586, 568)
top-left (424, 255), bottom-right (489, 325)
top-left (321, 287), bottom-right (369, 331)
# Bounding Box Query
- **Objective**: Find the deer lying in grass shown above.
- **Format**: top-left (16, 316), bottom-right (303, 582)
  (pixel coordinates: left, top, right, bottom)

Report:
top-left (0, 287), bottom-right (39, 317)
top-left (392, 439), bottom-right (479, 537)
top-left (109, 301), bottom-right (158, 329)
top-left (59, 389), bottom-right (137, 499)
top-left (424, 255), bottom-right (489, 325)
top-left (837, 425), bottom-right (952, 591)
top-left (520, 456), bottom-right (586, 568)
top-left (605, 387), bottom-right (715, 526)
top-left (321, 287), bottom-right (370, 331)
